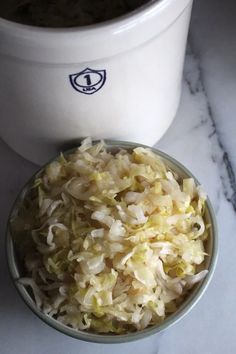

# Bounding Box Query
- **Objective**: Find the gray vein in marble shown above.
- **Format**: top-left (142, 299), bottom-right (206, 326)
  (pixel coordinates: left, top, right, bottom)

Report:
top-left (185, 41), bottom-right (236, 212)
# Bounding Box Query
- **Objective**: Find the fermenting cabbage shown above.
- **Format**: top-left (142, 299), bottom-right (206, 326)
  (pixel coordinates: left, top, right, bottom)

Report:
top-left (2, 0), bottom-right (149, 27)
top-left (12, 138), bottom-right (209, 334)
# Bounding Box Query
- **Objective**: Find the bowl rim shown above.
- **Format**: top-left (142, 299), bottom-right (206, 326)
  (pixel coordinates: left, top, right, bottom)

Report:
top-left (6, 139), bottom-right (218, 344)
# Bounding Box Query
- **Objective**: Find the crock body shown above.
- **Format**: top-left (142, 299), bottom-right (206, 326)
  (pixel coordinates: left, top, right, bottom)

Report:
top-left (0, 0), bottom-right (193, 164)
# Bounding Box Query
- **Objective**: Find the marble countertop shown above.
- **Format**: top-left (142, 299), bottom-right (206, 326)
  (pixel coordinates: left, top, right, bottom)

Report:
top-left (1, 1), bottom-right (236, 353)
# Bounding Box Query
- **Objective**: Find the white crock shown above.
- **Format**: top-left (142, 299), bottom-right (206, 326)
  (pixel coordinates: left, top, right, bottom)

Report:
top-left (0, 0), bottom-right (193, 164)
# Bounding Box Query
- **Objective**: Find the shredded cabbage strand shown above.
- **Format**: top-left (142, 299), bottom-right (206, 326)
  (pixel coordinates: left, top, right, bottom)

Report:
top-left (13, 138), bottom-right (209, 334)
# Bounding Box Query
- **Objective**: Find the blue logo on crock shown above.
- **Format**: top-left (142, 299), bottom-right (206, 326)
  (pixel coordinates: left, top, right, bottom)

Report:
top-left (69, 68), bottom-right (106, 95)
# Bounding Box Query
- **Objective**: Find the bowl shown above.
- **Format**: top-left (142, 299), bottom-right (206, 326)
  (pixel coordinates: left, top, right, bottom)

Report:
top-left (6, 140), bottom-right (218, 343)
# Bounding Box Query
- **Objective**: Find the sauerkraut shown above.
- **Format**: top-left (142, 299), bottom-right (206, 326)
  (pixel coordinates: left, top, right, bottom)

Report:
top-left (1, 0), bottom-right (149, 27)
top-left (11, 138), bottom-right (209, 334)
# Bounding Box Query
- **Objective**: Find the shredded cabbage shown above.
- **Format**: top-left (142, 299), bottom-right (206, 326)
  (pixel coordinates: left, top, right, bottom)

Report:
top-left (4, 0), bottom-right (149, 27)
top-left (12, 138), bottom-right (209, 334)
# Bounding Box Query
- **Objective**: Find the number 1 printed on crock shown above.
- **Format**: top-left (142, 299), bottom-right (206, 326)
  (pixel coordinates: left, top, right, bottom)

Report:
top-left (69, 68), bottom-right (106, 95)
